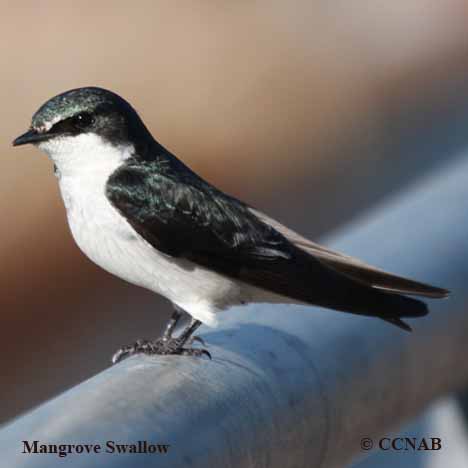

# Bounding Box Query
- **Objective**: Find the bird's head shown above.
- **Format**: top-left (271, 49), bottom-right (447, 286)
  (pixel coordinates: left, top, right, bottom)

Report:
top-left (13, 87), bottom-right (153, 175)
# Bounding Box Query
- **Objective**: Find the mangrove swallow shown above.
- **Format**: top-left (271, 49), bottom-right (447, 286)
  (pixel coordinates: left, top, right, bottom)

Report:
top-left (13, 87), bottom-right (449, 362)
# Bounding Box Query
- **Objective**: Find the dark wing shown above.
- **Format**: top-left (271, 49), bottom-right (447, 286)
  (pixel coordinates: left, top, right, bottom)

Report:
top-left (105, 161), bottom-right (297, 277)
top-left (106, 162), bottom-right (345, 308)
top-left (106, 161), bottom-right (447, 328)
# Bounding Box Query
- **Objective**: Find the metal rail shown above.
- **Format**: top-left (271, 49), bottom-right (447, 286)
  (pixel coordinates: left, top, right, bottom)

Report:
top-left (2, 154), bottom-right (468, 468)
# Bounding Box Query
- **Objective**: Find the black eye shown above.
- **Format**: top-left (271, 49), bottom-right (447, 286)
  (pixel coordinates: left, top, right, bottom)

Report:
top-left (72, 112), bottom-right (94, 129)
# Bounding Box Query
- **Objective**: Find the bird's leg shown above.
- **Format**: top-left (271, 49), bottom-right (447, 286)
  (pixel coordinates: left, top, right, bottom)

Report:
top-left (162, 306), bottom-right (206, 347)
top-left (162, 306), bottom-right (183, 341)
top-left (177, 318), bottom-right (205, 349)
top-left (112, 307), bottom-right (210, 364)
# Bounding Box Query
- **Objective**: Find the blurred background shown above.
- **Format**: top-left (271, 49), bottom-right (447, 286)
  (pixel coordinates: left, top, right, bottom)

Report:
top-left (2, 1), bottom-right (468, 466)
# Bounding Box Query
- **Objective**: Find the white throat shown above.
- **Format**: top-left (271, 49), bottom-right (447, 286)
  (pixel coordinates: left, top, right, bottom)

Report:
top-left (38, 133), bottom-right (134, 223)
top-left (38, 133), bottom-right (134, 181)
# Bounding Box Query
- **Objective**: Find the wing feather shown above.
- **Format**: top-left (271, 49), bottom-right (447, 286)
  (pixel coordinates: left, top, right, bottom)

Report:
top-left (249, 208), bottom-right (449, 298)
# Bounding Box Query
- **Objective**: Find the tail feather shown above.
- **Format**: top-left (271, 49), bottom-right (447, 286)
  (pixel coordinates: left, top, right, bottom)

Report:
top-left (309, 276), bottom-right (430, 330)
top-left (285, 248), bottom-right (431, 331)
top-left (383, 317), bottom-right (412, 332)
top-left (374, 293), bottom-right (428, 331)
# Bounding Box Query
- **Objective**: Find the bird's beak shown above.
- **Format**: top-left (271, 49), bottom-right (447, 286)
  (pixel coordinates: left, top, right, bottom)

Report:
top-left (12, 129), bottom-right (51, 147)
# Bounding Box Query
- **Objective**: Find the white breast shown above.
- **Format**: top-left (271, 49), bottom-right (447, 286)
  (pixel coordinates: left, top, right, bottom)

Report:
top-left (39, 134), bottom-right (247, 325)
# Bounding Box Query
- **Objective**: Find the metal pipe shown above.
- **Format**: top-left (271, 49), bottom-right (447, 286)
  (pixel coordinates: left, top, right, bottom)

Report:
top-left (2, 154), bottom-right (468, 468)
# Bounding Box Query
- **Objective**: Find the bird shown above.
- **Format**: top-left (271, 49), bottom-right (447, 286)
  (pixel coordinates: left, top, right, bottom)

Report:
top-left (13, 87), bottom-right (449, 363)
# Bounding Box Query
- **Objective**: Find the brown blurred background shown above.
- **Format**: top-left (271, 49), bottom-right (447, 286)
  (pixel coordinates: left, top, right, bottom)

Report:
top-left (2, 1), bottom-right (468, 428)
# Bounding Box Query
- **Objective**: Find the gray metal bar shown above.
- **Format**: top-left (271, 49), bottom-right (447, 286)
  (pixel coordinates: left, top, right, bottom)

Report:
top-left (2, 153), bottom-right (468, 468)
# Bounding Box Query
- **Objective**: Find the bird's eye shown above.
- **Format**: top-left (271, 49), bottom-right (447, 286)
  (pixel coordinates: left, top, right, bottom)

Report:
top-left (72, 112), bottom-right (94, 129)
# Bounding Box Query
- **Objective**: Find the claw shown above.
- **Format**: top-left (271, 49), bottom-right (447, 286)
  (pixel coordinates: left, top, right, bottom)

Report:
top-left (201, 349), bottom-right (212, 360)
top-left (112, 347), bottom-right (131, 364)
top-left (180, 348), bottom-right (212, 359)
top-left (188, 335), bottom-right (206, 346)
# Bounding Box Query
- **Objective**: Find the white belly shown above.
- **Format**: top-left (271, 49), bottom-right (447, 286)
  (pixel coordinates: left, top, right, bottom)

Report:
top-left (39, 134), bottom-right (296, 326)
top-left (59, 174), bottom-right (245, 326)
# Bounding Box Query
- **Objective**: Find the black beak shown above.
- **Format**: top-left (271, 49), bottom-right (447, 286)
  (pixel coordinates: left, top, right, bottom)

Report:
top-left (12, 129), bottom-right (51, 147)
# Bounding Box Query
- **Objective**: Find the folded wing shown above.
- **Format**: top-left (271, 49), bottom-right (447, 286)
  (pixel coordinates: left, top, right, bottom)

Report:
top-left (250, 208), bottom-right (449, 299)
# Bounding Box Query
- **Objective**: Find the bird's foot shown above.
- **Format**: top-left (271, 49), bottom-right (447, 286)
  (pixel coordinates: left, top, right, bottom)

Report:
top-left (112, 336), bottom-right (210, 364)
